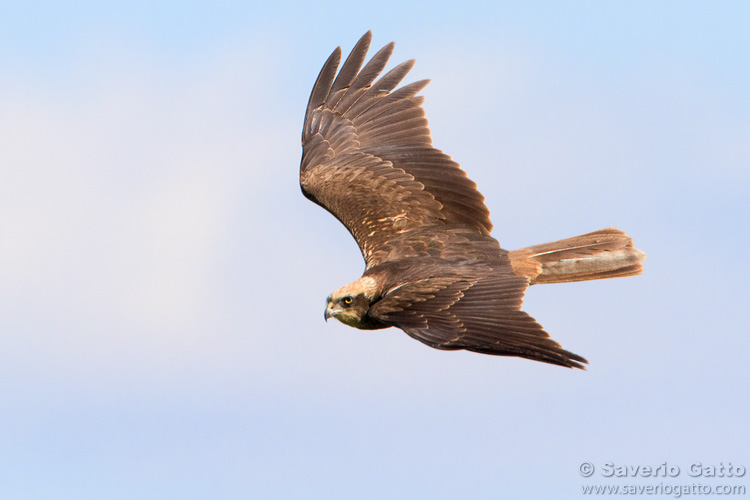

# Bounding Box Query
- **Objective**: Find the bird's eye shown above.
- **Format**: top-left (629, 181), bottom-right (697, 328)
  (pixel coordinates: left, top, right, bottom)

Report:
top-left (342, 296), bottom-right (353, 306)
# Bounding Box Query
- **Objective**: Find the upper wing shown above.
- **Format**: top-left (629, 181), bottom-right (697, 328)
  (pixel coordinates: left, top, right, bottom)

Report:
top-left (301, 31), bottom-right (493, 268)
top-left (368, 264), bottom-right (588, 369)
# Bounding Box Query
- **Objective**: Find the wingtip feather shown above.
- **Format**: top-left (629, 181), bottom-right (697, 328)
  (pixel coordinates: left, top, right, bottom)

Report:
top-left (331, 31), bottom-right (373, 93)
top-left (305, 46), bottom-right (342, 119)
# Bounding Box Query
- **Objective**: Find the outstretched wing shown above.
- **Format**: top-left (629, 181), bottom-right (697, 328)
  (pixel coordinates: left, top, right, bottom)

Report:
top-left (301, 31), bottom-right (493, 268)
top-left (368, 263), bottom-right (588, 369)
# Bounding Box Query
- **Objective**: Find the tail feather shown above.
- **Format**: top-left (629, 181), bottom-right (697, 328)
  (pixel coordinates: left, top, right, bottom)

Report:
top-left (509, 228), bottom-right (645, 285)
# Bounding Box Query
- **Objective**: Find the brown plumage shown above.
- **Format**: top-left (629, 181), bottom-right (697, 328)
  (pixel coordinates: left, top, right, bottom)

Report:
top-left (301, 32), bottom-right (645, 369)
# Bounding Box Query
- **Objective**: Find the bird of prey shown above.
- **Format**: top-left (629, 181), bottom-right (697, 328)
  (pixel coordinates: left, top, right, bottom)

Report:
top-left (300, 32), bottom-right (645, 369)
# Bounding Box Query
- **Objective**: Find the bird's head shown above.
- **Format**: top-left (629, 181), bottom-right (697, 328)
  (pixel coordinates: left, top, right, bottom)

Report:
top-left (324, 276), bottom-right (386, 330)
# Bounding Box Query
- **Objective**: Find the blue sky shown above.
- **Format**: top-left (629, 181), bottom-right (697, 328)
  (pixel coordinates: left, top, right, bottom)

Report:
top-left (1, 2), bottom-right (749, 499)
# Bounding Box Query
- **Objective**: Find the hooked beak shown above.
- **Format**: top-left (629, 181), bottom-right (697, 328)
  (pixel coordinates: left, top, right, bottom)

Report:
top-left (324, 302), bottom-right (333, 322)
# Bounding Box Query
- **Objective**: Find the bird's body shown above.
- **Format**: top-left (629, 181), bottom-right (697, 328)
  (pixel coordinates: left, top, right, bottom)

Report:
top-left (301, 32), bottom-right (645, 369)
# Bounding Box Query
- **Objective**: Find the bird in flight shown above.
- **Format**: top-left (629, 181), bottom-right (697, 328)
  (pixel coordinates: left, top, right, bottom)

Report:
top-left (300, 32), bottom-right (645, 369)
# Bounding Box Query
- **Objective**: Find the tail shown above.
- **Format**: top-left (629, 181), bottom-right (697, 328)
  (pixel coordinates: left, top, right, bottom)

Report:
top-left (508, 227), bottom-right (646, 285)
